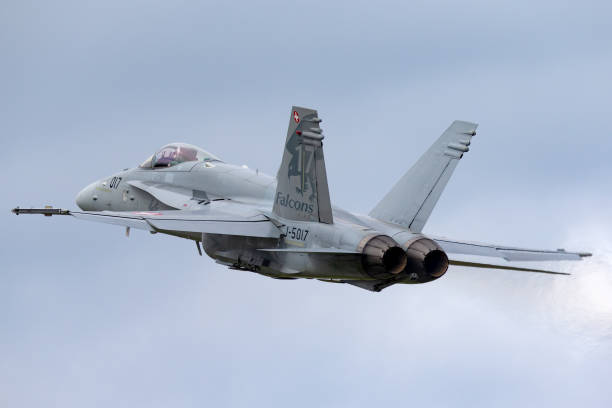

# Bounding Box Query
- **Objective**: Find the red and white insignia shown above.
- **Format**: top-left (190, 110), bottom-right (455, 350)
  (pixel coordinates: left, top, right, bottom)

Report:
top-left (293, 110), bottom-right (300, 124)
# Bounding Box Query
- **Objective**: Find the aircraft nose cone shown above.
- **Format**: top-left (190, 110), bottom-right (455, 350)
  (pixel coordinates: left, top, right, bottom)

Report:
top-left (76, 183), bottom-right (96, 210)
top-left (76, 188), bottom-right (88, 210)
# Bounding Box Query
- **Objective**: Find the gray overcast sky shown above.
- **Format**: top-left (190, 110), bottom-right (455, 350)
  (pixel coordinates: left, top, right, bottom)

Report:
top-left (2, 1), bottom-right (612, 407)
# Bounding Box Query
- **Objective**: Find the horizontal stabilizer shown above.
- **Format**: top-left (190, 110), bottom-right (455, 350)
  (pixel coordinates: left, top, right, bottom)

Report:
top-left (335, 279), bottom-right (397, 292)
top-left (337, 258), bottom-right (572, 293)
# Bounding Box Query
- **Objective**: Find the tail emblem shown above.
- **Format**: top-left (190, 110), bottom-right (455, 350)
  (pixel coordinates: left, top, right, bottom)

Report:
top-left (273, 106), bottom-right (333, 224)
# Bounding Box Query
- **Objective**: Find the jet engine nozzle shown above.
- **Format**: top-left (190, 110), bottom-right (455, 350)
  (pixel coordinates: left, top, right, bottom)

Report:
top-left (359, 235), bottom-right (408, 278)
top-left (403, 237), bottom-right (449, 281)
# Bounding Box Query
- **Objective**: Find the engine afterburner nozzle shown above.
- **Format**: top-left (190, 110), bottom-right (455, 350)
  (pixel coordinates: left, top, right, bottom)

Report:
top-left (359, 235), bottom-right (408, 278)
top-left (404, 237), bottom-right (449, 280)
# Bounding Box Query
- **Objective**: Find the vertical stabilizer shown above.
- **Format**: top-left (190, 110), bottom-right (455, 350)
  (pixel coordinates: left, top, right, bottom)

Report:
top-left (369, 120), bottom-right (478, 232)
top-left (273, 106), bottom-right (333, 224)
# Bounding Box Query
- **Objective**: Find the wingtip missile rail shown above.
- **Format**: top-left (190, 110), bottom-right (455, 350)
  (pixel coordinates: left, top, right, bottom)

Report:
top-left (12, 207), bottom-right (70, 216)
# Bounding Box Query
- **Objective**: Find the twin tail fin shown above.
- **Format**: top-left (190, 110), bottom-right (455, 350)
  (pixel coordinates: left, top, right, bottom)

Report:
top-left (369, 120), bottom-right (478, 232)
top-left (272, 106), bottom-right (333, 224)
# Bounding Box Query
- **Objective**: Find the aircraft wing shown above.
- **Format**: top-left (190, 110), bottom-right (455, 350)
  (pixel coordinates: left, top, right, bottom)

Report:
top-left (433, 236), bottom-right (591, 261)
top-left (11, 205), bottom-right (282, 238)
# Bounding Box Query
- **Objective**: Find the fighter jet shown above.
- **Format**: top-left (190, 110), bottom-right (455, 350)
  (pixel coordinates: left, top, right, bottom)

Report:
top-left (12, 107), bottom-right (591, 292)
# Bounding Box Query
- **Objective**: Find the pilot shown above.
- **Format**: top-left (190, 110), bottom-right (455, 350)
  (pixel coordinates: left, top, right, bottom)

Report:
top-left (174, 146), bottom-right (198, 164)
top-left (153, 147), bottom-right (177, 167)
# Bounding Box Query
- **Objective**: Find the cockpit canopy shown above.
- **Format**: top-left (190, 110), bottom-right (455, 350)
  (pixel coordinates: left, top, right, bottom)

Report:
top-left (139, 143), bottom-right (221, 169)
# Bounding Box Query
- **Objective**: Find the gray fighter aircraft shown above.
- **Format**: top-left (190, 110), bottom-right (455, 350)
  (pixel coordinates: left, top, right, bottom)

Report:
top-left (12, 107), bottom-right (591, 292)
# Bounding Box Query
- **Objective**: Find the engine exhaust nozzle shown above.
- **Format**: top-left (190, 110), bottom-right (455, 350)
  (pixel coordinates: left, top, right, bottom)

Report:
top-left (359, 235), bottom-right (408, 278)
top-left (404, 237), bottom-right (449, 280)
